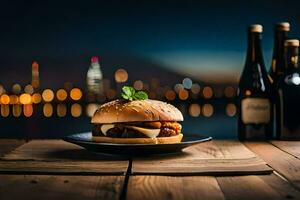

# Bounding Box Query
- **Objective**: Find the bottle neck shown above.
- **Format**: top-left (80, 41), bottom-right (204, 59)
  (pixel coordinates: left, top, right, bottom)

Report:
top-left (285, 46), bottom-right (299, 69)
top-left (91, 62), bottom-right (100, 68)
top-left (246, 31), bottom-right (264, 63)
top-left (273, 30), bottom-right (288, 60)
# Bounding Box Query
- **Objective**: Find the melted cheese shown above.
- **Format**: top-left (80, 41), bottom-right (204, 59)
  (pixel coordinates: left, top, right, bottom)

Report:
top-left (100, 124), bottom-right (160, 138)
top-left (101, 124), bottom-right (115, 136)
top-left (124, 125), bottom-right (160, 138)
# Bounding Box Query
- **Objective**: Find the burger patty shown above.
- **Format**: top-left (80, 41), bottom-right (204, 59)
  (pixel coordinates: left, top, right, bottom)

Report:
top-left (92, 122), bottom-right (182, 138)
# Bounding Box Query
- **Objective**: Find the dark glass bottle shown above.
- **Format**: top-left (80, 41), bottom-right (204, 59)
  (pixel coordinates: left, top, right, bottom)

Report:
top-left (269, 22), bottom-right (290, 85)
top-left (269, 22), bottom-right (290, 139)
top-left (238, 24), bottom-right (273, 140)
top-left (276, 39), bottom-right (300, 139)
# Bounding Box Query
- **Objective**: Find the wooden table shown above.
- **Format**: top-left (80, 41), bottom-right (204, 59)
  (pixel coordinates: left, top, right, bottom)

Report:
top-left (0, 139), bottom-right (300, 200)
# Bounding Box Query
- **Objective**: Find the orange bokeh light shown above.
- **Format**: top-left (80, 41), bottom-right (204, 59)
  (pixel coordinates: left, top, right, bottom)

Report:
top-left (56, 89), bottom-right (68, 101)
top-left (19, 93), bottom-right (32, 104)
top-left (70, 88), bottom-right (82, 101)
top-left (165, 90), bottom-right (176, 101)
top-left (189, 104), bottom-right (201, 117)
top-left (42, 89), bottom-right (54, 102)
top-left (179, 89), bottom-right (189, 100)
top-left (0, 94), bottom-right (10, 105)
top-left (202, 86), bottom-right (213, 99)
top-left (114, 69), bottom-right (128, 83)
top-left (32, 93), bottom-right (42, 104)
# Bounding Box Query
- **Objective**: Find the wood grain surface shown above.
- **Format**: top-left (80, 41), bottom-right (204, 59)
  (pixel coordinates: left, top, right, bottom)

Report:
top-left (0, 175), bottom-right (124, 200)
top-left (1, 139), bottom-right (300, 200)
top-left (131, 140), bottom-right (272, 175)
top-left (245, 141), bottom-right (300, 190)
top-left (217, 173), bottom-right (300, 200)
top-left (271, 140), bottom-right (300, 159)
top-left (0, 140), bottom-right (129, 174)
top-left (0, 139), bottom-right (26, 158)
top-left (127, 176), bottom-right (225, 200)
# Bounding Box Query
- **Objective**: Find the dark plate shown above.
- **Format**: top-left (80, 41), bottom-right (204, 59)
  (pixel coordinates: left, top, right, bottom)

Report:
top-left (63, 132), bottom-right (212, 155)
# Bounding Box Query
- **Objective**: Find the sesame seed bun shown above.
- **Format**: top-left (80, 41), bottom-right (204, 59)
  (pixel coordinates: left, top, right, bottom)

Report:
top-left (92, 133), bottom-right (183, 144)
top-left (91, 99), bottom-right (184, 124)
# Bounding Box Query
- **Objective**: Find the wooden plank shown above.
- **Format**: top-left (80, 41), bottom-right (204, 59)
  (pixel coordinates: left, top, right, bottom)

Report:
top-left (271, 140), bottom-right (300, 159)
top-left (0, 140), bottom-right (129, 174)
top-left (0, 161), bottom-right (128, 175)
top-left (0, 139), bottom-right (26, 158)
top-left (0, 175), bottom-right (124, 200)
top-left (260, 173), bottom-right (300, 199)
top-left (245, 141), bottom-right (300, 190)
top-left (217, 174), bottom-right (300, 200)
top-left (132, 140), bottom-right (272, 175)
top-left (127, 176), bottom-right (225, 200)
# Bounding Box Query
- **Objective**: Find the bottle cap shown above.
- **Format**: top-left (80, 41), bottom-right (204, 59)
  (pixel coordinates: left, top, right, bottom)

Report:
top-left (276, 22), bottom-right (290, 31)
top-left (285, 39), bottom-right (299, 47)
top-left (249, 24), bottom-right (263, 33)
top-left (91, 56), bottom-right (99, 63)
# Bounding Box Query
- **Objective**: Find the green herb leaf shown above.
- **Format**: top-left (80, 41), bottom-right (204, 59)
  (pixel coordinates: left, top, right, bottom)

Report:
top-left (121, 86), bottom-right (148, 101)
top-left (134, 91), bottom-right (148, 100)
top-left (121, 93), bottom-right (129, 100)
top-left (122, 86), bottom-right (135, 97)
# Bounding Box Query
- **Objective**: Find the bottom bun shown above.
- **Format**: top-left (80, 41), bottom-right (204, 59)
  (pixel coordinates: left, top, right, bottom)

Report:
top-left (92, 133), bottom-right (183, 144)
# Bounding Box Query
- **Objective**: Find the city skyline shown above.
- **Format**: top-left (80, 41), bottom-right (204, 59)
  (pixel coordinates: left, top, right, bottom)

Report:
top-left (1, 1), bottom-right (300, 88)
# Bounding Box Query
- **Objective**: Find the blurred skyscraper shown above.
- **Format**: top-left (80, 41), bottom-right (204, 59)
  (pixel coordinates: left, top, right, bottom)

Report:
top-left (31, 61), bottom-right (40, 90)
top-left (86, 56), bottom-right (104, 99)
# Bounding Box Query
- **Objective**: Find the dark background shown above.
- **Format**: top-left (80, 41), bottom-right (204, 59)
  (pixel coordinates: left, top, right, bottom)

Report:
top-left (0, 0), bottom-right (300, 138)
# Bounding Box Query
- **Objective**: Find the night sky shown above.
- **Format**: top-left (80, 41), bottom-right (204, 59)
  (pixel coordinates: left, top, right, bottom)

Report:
top-left (1, 0), bottom-right (300, 88)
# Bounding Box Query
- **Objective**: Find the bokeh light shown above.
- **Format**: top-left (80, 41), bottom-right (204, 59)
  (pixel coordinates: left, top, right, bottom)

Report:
top-left (191, 83), bottom-right (201, 94)
top-left (56, 89), bottom-right (68, 101)
top-left (224, 86), bottom-right (236, 98)
top-left (226, 103), bottom-right (237, 117)
top-left (9, 95), bottom-right (19, 104)
top-left (23, 104), bottom-right (33, 117)
top-left (19, 93), bottom-right (32, 104)
top-left (32, 93), bottom-right (42, 104)
top-left (133, 80), bottom-right (144, 90)
top-left (202, 104), bottom-right (214, 117)
top-left (114, 68), bottom-right (128, 83)
top-left (182, 78), bottom-right (193, 89)
top-left (12, 84), bottom-right (22, 94)
top-left (71, 103), bottom-right (82, 117)
top-left (1, 105), bottom-right (9, 117)
top-left (202, 86), bottom-right (213, 99)
top-left (57, 104), bottom-right (67, 117)
top-left (86, 103), bottom-right (99, 117)
top-left (174, 84), bottom-right (184, 94)
top-left (179, 89), bottom-right (189, 100)
top-left (24, 84), bottom-right (34, 94)
top-left (189, 104), bottom-right (201, 117)
top-left (42, 89), bottom-right (54, 102)
top-left (0, 94), bottom-right (10, 105)
top-left (245, 90), bottom-right (251, 96)
top-left (165, 90), bottom-right (176, 101)
top-left (43, 103), bottom-right (53, 117)
top-left (12, 104), bottom-right (22, 117)
top-left (70, 88), bottom-right (82, 101)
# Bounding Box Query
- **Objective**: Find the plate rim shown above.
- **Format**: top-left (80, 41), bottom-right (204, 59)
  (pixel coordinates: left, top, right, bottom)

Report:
top-left (63, 132), bottom-right (212, 147)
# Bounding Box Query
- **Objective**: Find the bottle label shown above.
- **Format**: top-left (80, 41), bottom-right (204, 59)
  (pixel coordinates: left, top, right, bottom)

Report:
top-left (242, 98), bottom-right (270, 124)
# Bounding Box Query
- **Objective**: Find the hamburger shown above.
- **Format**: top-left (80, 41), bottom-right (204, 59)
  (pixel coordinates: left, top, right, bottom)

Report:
top-left (91, 99), bottom-right (184, 144)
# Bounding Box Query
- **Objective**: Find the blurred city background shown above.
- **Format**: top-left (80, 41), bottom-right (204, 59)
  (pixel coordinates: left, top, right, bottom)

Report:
top-left (0, 0), bottom-right (299, 139)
